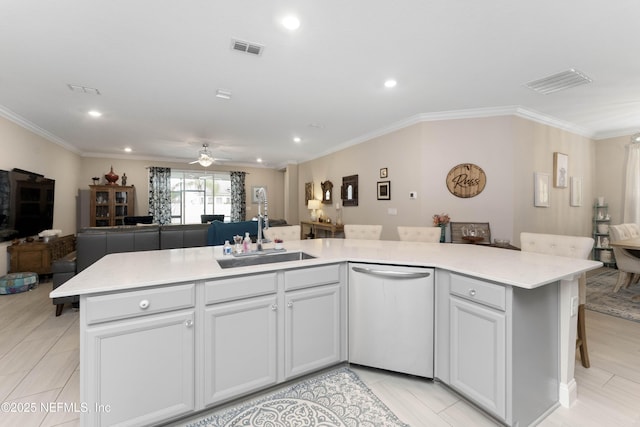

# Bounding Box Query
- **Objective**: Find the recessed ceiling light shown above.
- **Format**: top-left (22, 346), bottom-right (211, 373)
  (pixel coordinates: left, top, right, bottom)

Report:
top-left (88, 110), bottom-right (102, 117)
top-left (384, 79), bottom-right (397, 88)
top-left (293, 137), bottom-right (301, 143)
top-left (282, 15), bottom-right (300, 30)
top-left (257, 158), bottom-right (263, 163)
top-left (124, 147), bottom-right (132, 153)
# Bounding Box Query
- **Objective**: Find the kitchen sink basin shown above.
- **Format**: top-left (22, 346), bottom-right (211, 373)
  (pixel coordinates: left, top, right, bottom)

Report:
top-left (217, 251), bottom-right (316, 269)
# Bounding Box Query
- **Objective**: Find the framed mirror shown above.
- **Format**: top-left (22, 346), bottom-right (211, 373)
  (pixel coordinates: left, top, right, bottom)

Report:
top-left (341, 175), bottom-right (358, 206)
top-left (321, 180), bottom-right (333, 204)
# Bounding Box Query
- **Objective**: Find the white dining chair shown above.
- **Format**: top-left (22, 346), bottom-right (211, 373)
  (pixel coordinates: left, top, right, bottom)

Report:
top-left (263, 225), bottom-right (301, 242)
top-left (520, 232), bottom-right (594, 368)
top-left (344, 224), bottom-right (383, 240)
top-left (397, 226), bottom-right (441, 242)
top-left (608, 223), bottom-right (640, 292)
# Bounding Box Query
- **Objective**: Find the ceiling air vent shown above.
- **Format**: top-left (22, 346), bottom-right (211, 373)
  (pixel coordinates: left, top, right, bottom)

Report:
top-left (525, 69), bottom-right (592, 94)
top-left (231, 38), bottom-right (264, 56)
top-left (67, 84), bottom-right (101, 95)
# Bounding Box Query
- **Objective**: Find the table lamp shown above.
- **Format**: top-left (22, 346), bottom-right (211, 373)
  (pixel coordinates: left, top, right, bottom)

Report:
top-left (308, 200), bottom-right (321, 221)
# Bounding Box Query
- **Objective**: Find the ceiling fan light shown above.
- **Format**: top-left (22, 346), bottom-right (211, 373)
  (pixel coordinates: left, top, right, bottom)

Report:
top-left (198, 157), bottom-right (213, 167)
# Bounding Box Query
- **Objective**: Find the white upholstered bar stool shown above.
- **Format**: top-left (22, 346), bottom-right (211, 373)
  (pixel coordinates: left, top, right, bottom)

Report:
top-left (608, 223), bottom-right (640, 292)
top-left (263, 225), bottom-right (301, 242)
top-left (520, 232), bottom-right (594, 368)
top-left (344, 224), bottom-right (383, 240)
top-left (397, 226), bottom-right (441, 242)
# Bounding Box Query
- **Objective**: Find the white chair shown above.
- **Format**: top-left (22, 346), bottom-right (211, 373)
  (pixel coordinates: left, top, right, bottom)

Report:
top-left (608, 223), bottom-right (640, 292)
top-left (397, 226), bottom-right (441, 242)
top-left (263, 225), bottom-right (301, 242)
top-left (344, 224), bottom-right (383, 240)
top-left (520, 232), bottom-right (594, 368)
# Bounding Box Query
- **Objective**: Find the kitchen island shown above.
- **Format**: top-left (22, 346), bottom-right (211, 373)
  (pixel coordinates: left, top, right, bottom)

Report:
top-left (51, 238), bottom-right (601, 426)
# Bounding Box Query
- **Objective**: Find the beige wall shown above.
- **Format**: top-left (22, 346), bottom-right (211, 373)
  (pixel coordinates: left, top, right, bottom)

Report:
top-left (298, 116), bottom-right (596, 245)
top-left (594, 135), bottom-right (628, 225)
top-left (0, 117), bottom-right (82, 274)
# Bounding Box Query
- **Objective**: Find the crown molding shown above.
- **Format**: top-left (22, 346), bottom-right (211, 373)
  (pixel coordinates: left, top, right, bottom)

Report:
top-left (0, 104), bottom-right (81, 154)
top-left (306, 106), bottom-right (596, 163)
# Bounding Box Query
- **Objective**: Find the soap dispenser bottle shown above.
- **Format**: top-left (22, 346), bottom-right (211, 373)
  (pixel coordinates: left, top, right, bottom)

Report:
top-left (243, 232), bottom-right (251, 253)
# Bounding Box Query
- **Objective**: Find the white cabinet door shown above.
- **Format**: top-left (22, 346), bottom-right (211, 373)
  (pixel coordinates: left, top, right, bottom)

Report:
top-left (449, 295), bottom-right (506, 419)
top-left (84, 310), bottom-right (195, 427)
top-left (284, 284), bottom-right (342, 379)
top-left (203, 294), bottom-right (278, 405)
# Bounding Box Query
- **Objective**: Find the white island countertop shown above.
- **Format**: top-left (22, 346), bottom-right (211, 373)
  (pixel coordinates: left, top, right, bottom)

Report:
top-left (50, 238), bottom-right (602, 298)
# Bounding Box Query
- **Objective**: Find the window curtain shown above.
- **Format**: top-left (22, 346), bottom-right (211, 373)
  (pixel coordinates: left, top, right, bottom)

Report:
top-left (148, 166), bottom-right (172, 225)
top-left (230, 171), bottom-right (246, 222)
top-left (623, 143), bottom-right (640, 224)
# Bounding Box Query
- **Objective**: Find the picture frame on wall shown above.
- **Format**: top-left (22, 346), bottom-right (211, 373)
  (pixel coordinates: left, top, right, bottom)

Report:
top-left (304, 182), bottom-right (313, 205)
top-left (553, 152), bottom-right (568, 188)
top-left (252, 186), bottom-right (267, 203)
top-left (534, 172), bottom-right (550, 207)
top-left (380, 167), bottom-right (388, 178)
top-left (570, 176), bottom-right (582, 206)
top-left (377, 181), bottom-right (391, 200)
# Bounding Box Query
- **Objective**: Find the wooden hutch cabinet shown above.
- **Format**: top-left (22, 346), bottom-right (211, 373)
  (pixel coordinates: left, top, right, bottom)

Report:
top-left (89, 185), bottom-right (135, 227)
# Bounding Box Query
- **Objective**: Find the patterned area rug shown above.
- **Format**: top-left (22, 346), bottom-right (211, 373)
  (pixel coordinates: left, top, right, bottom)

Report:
top-left (586, 268), bottom-right (640, 322)
top-left (184, 368), bottom-right (408, 427)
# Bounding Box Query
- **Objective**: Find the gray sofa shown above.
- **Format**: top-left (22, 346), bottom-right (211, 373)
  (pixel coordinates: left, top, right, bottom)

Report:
top-left (51, 220), bottom-right (289, 315)
top-left (52, 224), bottom-right (211, 315)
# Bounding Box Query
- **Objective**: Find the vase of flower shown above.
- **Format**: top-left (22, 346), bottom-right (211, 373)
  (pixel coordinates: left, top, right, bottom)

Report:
top-left (432, 213), bottom-right (451, 243)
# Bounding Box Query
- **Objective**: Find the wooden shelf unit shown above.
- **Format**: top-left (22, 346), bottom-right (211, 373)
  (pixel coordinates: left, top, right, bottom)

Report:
top-left (89, 185), bottom-right (135, 227)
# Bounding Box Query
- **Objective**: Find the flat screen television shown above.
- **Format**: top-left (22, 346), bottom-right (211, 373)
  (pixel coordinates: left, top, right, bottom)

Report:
top-left (0, 168), bottom-right (55, 242)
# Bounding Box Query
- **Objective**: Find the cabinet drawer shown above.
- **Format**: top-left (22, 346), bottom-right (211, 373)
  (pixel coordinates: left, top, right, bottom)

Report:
top-left (205, 273), bottom-right (277, 304)
top-left (284, 264), bottom-right (341, 291)
top-left (85, 283), bottom-right (195, 324)
top-left (450, 274), bottom-right (505, 311)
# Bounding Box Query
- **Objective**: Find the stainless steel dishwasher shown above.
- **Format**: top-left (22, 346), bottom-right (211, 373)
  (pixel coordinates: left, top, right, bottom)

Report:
top-left (349, 262), bottom-right (434, 377)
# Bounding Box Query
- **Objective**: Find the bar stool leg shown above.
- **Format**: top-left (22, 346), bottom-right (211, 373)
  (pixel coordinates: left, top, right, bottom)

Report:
top-left (576, 303), bottom-right (590, 368)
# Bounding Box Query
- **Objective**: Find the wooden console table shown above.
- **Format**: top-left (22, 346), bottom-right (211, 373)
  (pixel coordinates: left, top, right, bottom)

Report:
top-left (7, 235), bottom-right (75, 275)
top-left (300, 221), bottom-right (344, 239)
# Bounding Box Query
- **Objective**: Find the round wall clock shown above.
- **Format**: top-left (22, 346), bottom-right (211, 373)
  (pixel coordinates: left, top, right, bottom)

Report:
top-left (446, 163), bottom-right (487, 198)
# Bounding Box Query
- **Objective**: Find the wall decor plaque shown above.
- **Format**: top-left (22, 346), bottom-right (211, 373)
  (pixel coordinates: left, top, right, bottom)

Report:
top-left (446, 163), bottom-right (486, 198)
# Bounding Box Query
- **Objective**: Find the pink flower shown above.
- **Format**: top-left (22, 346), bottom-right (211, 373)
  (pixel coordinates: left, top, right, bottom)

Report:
top-left (432, 213), bottom-right (450, 226)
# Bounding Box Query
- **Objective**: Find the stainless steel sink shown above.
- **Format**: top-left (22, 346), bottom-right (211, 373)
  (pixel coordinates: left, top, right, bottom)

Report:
top-left (217, 251), bottom-right (316, 269)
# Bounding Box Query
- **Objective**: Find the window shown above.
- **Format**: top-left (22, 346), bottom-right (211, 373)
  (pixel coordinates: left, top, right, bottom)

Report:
top-left (170, 170), bottom-right (231, 224)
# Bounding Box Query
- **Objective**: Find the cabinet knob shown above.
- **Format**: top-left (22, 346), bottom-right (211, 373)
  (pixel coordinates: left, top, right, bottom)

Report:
top-left (139, 299), bottom-right (150, 309)
top-left (184, 319), bottom-right (193, 328)
top-left (468, 289), bottom-right (476, 297)
top-left (287, 301), bottom-right (294, 308)
top-left (271, 304), bottom-right (278, 311)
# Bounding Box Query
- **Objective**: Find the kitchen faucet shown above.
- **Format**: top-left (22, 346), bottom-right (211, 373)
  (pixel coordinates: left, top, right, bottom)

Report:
top-left (256, 187), bottom-right (269, 251)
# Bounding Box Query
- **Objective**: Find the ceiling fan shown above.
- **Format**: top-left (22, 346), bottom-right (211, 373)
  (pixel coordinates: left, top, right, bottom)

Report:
top-left (189, 143), bottom-right (229, 167)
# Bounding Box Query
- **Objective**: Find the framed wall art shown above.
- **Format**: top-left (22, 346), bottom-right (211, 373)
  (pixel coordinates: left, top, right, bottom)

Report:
top-left (252, 186), bottom-right (267, 203)
top-left (553, 152), bottom-right (568, 188)
top-left (570, 176), bottom-right (582, 207)
top-left (377, 181), bottom-right (390, 200)
top-left (534, 172), bottom-right (550, 207)
top-left (380, 167), bottom-right (388, 178)
top-left (305, 182), bottom-right (314, 205)
top-left (321, 180), bottom-right (333, 204)
top-left (341, 175), bottom-right (358, 206)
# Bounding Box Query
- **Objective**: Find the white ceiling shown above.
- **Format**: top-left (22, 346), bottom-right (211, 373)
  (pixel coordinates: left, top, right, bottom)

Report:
top-left (1, 1), bottom-right (639, 168)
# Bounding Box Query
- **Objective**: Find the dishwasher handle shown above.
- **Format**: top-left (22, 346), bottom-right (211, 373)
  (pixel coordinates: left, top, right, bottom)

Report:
top-left (351, 266), bottom-right (431, 280)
